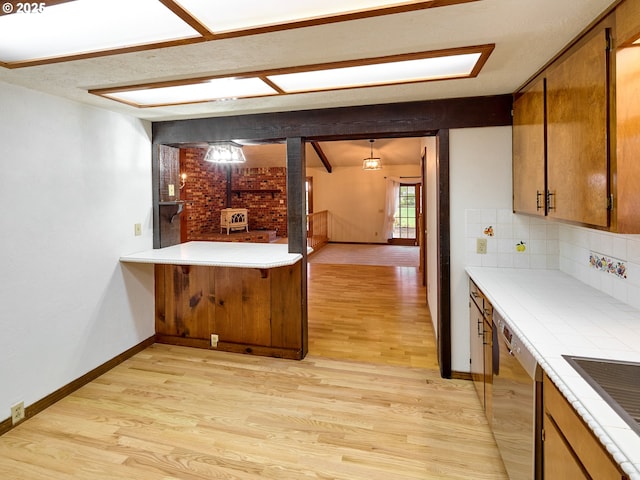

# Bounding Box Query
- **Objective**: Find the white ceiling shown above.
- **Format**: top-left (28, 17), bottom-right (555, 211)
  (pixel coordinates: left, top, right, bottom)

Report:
top-left (240, 137), bottom-right (425, 169)
top-left (0, 0), bottom-right (619, 167)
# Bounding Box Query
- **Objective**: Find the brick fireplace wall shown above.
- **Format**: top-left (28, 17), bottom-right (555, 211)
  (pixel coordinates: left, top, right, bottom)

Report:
top-left (180, 148), bottom-right (287, 240)
top-left (231, 167), bottom-right (287, 237)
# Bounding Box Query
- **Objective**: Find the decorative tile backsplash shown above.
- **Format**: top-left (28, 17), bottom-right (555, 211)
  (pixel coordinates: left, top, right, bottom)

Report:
top-left (465, 210), bottom-right (640, 309)
top-left (465, 209), bottom-right (559, 270)
top-left (558, 224), bottom-right (640, 307)
top-left (589, 252), bottom-right (627, 280)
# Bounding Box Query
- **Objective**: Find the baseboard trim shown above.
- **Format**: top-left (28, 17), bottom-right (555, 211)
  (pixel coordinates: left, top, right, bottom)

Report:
top-left (450, 371), bottom-right (472, 381)
top-left (327, 241), bottom-right (391, 246)
top-left (0, 335), bottom-right (155, 437)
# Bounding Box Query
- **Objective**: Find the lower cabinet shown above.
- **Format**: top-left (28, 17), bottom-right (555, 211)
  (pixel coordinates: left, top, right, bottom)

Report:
top-left (154, 263), bottom-right (304, 359)
top-left (469, 296), bottom-right (484, 404)
top-left (482, 317), bottom-right (493, 423)
top-left (469, 280), bottom-right (493, 420)
top-left (542, 373), bottom-right (629, 480)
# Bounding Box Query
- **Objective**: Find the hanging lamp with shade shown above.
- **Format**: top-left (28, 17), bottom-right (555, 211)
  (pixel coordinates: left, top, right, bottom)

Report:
top-left (204, 141), bottom-right (247, 163)
top-left (362, 139), bottom-right (382, 170)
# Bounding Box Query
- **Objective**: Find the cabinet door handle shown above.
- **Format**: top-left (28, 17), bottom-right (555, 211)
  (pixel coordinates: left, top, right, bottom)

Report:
top-left (536, 190), bottom-right (544, 211)
top-left (547, 190), bottom-right (556, 211)
top-left (477, 319), bottom-right (483, 335)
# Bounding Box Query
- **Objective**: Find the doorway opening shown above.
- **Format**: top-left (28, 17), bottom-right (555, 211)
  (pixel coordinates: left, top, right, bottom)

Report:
top-left (390, 183), bottom-right (421, 246)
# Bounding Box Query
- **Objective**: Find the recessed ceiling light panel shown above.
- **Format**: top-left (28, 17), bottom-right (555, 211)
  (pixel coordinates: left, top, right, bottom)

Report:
top-left (0, 0), bottom-right (200, 64)
top-left (175, 0), bottom-right (430, 33)
top-left (91, 45), bottom-right (493, 108)
top-left (267, 53), bottom-right (483, 93)
top-left (103, 77), bottom-right (278, 107)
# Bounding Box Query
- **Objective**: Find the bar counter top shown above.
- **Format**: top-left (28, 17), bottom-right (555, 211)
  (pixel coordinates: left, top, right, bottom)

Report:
top-left (120, 241), bottom-right (309, 269)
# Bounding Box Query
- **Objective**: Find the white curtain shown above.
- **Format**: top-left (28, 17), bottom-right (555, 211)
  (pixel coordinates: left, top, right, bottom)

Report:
top-left (383, 178), bottom-right (400, 240)
top-left (382, 176), bottom-right (422, 240)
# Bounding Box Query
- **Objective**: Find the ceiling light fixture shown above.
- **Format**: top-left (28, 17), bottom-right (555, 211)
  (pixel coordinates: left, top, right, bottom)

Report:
top-left (101, 77), bottom-right (278, 108)
top-left (90, 45), bottom-right (494, 108)
top-left (267, 52), bottom-right (483, 93)
top-left (0, 0), bottom-right (477, 67)
top-left (363, 139), bottom-right (382, 170)
top-left (0, 0), bottom-right (200, 66)
top-left (204, 142), bottom-right (246, 164)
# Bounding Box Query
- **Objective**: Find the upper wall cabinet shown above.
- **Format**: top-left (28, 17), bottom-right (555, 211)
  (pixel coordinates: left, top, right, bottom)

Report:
top-left (546, 27), bottom-right (610, 228)
top-left (615, 0), bottom-right (640, 232)
top-left (513, 77), bottom-right (545, 216)
top-left (513, 1), bottom-right (640, 233)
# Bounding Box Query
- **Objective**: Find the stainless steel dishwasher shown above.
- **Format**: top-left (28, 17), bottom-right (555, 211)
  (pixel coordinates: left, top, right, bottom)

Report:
top-left (492, 310), bottom-right (542, 480)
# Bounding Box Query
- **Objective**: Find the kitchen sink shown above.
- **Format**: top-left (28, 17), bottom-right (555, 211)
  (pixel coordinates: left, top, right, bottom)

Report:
top-left (564, 356), bottom-right (640, 435)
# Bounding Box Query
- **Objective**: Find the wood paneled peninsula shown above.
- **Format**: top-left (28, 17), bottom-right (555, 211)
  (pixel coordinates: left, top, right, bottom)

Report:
top-left (120, 241), bottom-right (308, 360)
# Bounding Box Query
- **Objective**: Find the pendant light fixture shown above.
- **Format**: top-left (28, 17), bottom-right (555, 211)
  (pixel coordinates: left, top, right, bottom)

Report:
top-left (204, 141), bottom-right (246, 163)
top-left (362, 139), bottom-right (382, 170)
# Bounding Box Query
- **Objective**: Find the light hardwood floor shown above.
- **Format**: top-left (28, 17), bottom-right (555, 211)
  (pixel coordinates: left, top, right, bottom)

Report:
top-left (0, 260), bottom-right (508, 479)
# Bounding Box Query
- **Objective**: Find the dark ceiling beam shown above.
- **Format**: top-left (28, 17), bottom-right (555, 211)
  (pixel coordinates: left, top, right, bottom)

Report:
top-left (152, 95), bottom-right (513, 145)
top-left (310, 141), bottom-right (332, 173)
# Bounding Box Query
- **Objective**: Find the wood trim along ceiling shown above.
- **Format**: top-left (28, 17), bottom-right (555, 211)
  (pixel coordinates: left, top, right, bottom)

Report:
top-left (88, 44), bottom-right (495, 108)
top-left (0, 0), bottom-right (479, 68)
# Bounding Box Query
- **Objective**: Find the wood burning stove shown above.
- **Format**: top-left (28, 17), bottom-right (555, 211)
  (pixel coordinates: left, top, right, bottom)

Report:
top-left (220, 208), bottom-right (248, 235)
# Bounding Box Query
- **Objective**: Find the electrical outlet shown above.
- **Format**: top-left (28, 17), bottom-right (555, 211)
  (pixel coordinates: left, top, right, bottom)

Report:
top-left (476, 238), bottom-right (488, 254)
top-left (210, 334), bottom-right (219, 348)
top-left (134, 223), bottom-right (142, 236)
top-left (11, 402), bottom-right (24, 425)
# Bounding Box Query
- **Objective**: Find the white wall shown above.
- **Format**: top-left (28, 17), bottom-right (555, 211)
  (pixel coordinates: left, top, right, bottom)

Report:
top-left (450, 127), bottom-right (512, 372)
top-left (424, 136), bottom-right (438, 336)
top-left (0, 81), bottom-right (155, 422)
top-left (307, 163), bottom-right (421, 243)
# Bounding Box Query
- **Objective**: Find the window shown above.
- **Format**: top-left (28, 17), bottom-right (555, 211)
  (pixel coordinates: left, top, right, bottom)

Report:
top-left (392, 183), bottom-right (421, 245)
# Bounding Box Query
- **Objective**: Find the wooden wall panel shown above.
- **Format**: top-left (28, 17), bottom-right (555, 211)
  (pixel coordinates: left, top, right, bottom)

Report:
top-left (159, 145), bottom-right (180, 203)
top-left (214, 267), bottom-right (244, 343)
top-left (241, 269), bottom-right (271, 346)
top-left (154, 265), bottom-right (214, 339)
top-left (271, 264), bottom-right (302, 350)
top-left (154, 263), bottom-right (303, 358)
top-left (155, 265), bottom-right (168, 334)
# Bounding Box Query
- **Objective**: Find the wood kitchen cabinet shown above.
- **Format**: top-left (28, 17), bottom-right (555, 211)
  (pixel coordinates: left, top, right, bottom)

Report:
top-left (513, 25), bottom-right (611, 227)
top-left (511, 0), bottom-right (640, 234)
top-left (154, 262), bottom-right (303, 359)
top-left (514, 0), bottom-right (640, 233)
top-left (614, 0), bottom-right (640, 232)
top-left (513, 77), bottom-right (546, 216)
top-left (546, 27), bottom-right (611, 227)
top-left (542, 373), bottom-right (628, 480)
top-left (469, 279), bottom-right (493, 421)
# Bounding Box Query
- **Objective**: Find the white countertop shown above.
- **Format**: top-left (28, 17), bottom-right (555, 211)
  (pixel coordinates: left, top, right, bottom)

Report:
top-left (466, 267), bottom-right (640, 479)
top-left (120, 241), bottom-right (310, 269)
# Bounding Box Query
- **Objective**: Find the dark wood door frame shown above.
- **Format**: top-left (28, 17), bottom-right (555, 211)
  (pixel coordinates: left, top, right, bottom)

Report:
top-left (152, 95), bottom-right (512, 378)
top-left (436, 130), bottom-right (451, 376)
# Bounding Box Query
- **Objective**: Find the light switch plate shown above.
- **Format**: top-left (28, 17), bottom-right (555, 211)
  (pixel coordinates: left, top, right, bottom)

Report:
top-left (134, 223), bottom-right (142, 236)
top-left (168, 184), bottom-right (175, 196)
